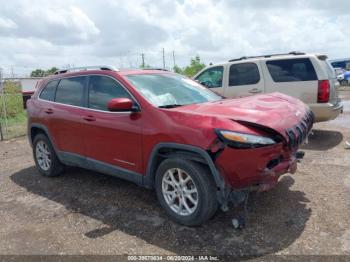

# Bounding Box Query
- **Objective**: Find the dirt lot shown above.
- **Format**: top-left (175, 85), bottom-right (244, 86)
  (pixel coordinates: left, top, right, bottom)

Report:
top-left (0, 91), bottom-right (350, 259)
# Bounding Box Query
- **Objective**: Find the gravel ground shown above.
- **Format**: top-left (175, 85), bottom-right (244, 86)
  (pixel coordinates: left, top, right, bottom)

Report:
top-left (0, 91), bottom-right (349, 260)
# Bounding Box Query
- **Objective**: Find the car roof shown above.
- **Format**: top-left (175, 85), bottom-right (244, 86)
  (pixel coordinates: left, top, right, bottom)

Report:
top-left (43, 68), bottom-right (173, 82)
top-left (227, 52), bottom-right (325, 63)
top-left (199, 52), bottom-right (327, 71)
top-left (118, 68), bottom-right (173, 76)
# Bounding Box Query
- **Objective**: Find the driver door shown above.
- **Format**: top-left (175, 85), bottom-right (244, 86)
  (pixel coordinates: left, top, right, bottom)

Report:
top-left (83, 75), bottom-right (143, 173)
top-left (194, 66), bottom-right (224, 96)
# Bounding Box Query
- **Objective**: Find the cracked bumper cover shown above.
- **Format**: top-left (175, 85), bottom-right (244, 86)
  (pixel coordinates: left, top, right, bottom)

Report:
top-left (214, 143), bottom-right (298, 192)
top-left (254, 157), bottom-right (297, 192)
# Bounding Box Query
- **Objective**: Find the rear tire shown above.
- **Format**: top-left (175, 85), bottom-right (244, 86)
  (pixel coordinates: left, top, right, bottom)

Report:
top-left (155, 158), bottom-right (218, 226)
top-left (33, 133), bottom-right (64, 177)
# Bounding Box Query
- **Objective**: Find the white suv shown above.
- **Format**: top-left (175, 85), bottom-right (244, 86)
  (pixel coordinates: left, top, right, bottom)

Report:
top-left (194, 52), bottom-right (343, 122)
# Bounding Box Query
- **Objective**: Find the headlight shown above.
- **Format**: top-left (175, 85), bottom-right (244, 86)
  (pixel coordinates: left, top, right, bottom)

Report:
top-left (216, 129), bottom-right (276, 148)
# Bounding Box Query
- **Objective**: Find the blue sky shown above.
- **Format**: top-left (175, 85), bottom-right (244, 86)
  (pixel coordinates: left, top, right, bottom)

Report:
top-left (0, 0), bottom-right (349, 76)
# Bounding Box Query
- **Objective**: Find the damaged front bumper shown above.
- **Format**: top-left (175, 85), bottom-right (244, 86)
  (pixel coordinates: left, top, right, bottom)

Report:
top-left (249, 155), bottom-right (299, 192)
top-left (213, 142), bottom-right (305, 211)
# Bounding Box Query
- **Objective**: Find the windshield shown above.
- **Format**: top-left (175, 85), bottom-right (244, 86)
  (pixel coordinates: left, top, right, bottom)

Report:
top-left (126, 73), bottom-right (222, 107)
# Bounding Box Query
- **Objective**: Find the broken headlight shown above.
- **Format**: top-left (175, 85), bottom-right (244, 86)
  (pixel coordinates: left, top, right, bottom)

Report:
top-left (215, 129), bottom-right (276, 149)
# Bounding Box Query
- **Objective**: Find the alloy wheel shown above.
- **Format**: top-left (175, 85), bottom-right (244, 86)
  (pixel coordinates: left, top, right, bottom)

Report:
top-left (35, 140), bottom-right (51, 171)
top-left (161, 168), bottom-right (199, 216)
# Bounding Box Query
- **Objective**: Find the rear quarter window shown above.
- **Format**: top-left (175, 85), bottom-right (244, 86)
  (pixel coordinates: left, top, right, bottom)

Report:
top-left (39, 80), bottom-right (59, 101)
top-left (266, 58), bottom-right (317, 82)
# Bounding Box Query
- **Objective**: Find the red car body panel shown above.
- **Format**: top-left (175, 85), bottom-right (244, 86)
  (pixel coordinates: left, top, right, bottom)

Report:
top-left (49, 102), bottom-right (88, 157)
top-left (215, 144), bottom-right (285, 188)
top-left (172, 93), bottom-right (308, 139)
top-left (27, 69), bottom-right (313, 191)
top-left (83, 109), bottom-right (143, 173)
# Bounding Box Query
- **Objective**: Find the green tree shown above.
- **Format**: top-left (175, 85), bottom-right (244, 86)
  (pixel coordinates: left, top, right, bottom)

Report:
top-left (139, 64), bottom-right (151, 69)
top-left (30, 69), bottom-right (45, 77)
top-left (182, 55), bottom-right (206, 77)
top-left (173, 65), bottom-right (183, 74)
top-left (30, 67), bottom-right (59, 77)
top-left (45, 67), bottom-right (59, 75)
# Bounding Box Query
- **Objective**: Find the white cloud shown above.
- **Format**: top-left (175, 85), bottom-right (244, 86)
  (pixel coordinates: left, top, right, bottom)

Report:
top-left (69, 6), bottom-right (100, 41)
top-left (0, 0), bottom-right (349, 76)
top-left (0, 17), bottom-right (17, 29)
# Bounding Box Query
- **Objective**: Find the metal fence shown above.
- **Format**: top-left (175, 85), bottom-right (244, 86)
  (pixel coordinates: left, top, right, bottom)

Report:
top-left (0, 83), bottom-right (27, 141)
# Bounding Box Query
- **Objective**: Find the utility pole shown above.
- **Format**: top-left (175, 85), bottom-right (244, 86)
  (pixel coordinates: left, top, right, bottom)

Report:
top-left (141, 53), bottom-right (145, 68)
top-left (162, 48), bottom-right (165, 69)
top-left (172, 50), bottom-right (176, 70)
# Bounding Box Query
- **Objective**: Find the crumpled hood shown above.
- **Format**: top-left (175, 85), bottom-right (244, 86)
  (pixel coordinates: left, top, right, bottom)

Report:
top-left (174, 92), bottom-right (311, 137)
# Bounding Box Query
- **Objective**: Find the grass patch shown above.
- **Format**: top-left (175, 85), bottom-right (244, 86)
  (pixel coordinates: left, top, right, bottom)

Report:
top-left (0, 89), bottom-right (27, 139)
top-left (0, 111), bottom-right (27, 140)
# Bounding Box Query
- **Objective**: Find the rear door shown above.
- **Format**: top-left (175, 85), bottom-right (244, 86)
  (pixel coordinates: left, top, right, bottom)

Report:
top-left (194, 66), bottom-right (225, 96)
top-left (262, 58), bottom-right (318, 104)
top-left (37, 79), bottom-right (59, 144)
top-left (50, 76), bottom-right (88, 156)
top-left (224, 62), bottom-right (264, 98)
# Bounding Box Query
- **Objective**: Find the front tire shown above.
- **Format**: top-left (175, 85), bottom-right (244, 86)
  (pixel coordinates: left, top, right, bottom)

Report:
top-left (155, 158), bottom-right (218, 226)
top-left (33, 133), bottom-right (64, 177)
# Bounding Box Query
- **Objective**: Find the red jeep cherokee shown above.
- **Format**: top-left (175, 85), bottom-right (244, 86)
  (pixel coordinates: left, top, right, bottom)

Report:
top-left (27, 66), bottom-right (313, 226)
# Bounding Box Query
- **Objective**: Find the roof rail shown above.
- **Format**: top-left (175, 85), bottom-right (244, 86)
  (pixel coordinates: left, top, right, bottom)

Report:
top-left (141, 68), bottom-right (169, 71)
top-left (228, 51), bottom-right (305, 62)
top-left (54, 65), bottom-right (119, 75)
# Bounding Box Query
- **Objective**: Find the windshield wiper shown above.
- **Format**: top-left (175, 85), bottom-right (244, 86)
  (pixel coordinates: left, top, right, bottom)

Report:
top-left (158, 104), bottom-right (184, 108)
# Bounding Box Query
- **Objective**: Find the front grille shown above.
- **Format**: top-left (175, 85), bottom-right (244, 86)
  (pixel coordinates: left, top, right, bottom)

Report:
top-left (286, 109), bottom-right (314, 149)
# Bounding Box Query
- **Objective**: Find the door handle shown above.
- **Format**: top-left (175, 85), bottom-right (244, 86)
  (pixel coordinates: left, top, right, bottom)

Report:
top-left (83, 115), bottom-right (96, 122)
top-left (44, 108), bottom-right (54, 114)
top-left (249, 88), bottom-right (262, 94)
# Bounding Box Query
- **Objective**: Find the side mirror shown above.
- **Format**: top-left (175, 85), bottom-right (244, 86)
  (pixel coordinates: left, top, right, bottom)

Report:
top-left (107, 98), bottom-right (139, 112)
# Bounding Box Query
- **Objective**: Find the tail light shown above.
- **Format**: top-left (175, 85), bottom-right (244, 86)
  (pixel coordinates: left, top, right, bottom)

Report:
top-left (317, 80), bottom-right (330, 103)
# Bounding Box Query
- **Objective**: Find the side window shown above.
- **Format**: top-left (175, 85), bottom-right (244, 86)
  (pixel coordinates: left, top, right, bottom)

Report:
top-left (266, 58), bottom-right (317, 82)
top-left (229, 63), bottom-right (260, 86)
top-left (195, 66), bottom-right (223, 88)
top-left (55, 77), bottom-right (86, 106)
top-left (39, 80), bottom-right (59, 101)
top-left (88, 76), bottom-right (131, 111)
